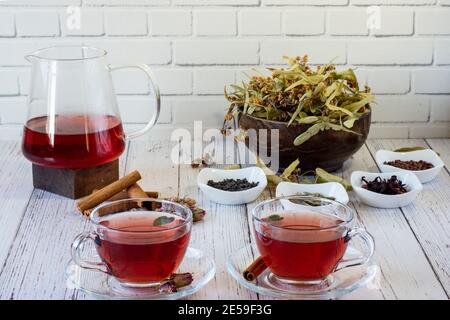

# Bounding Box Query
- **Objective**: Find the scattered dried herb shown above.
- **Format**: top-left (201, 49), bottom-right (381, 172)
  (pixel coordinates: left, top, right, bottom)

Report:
top-left (224, 164), bottom-right (241, 170)
top-left (207, 178), bottom-right (259, 191)
top-left (159, 272), bottom-right (194, 293)
top-left (315, 168), bottom-right (353, 191)
top-left (153, 216), bottom-right (175, 226)
top-left (164, 196), bottom-right (207, 222)
top-left (384, 160), bottom-right (434, 171)
top-left (191, 153), bottom-right (214, 169)
top-left (256, 156), bottom-right (301, 185)
top-left (361, 176), bottom-right (408, 195)
top-left (224, 55), bottom-right (374, 145)
top-left (394, 146), bottom-right (427, 153)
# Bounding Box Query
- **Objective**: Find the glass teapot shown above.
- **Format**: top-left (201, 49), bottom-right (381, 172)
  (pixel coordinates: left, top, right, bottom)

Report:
top-left (22, 46), bottom-right (160, 169)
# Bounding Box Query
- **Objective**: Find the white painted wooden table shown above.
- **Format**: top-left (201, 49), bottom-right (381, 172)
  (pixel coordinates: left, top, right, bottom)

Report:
top-left (0, 138), bottom-right (449, 300)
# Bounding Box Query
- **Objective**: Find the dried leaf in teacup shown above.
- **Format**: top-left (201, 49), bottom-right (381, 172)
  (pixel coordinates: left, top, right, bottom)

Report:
top-left (264, 214), bottom-right (284, 222)
top-left (153, 216), bottom-right (175, 227)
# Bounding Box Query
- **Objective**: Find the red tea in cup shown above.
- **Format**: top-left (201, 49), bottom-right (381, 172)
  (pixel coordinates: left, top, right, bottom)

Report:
top-left (252, 196), bottom-right (375, 287)
top-left (96, 211), bottom-right (191, 284)
top-left (255, 210), bottom-right (349, 281)
top-left (72, 199), bottom-right (193, 288)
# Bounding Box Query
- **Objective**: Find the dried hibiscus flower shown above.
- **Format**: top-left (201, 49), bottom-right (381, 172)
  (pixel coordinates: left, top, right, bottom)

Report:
top-left (159, 272), bottom-right (194, 293)
top-left (361, 175), bottom-right (408, 195)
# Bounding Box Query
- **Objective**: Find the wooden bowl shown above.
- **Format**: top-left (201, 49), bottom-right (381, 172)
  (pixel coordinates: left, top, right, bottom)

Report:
top-left (238, 109), bottom-right (371, 172)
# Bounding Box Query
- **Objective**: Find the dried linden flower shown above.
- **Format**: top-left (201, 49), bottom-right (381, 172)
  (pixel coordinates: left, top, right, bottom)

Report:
top-left (224, 55), bottom-right (375, 145)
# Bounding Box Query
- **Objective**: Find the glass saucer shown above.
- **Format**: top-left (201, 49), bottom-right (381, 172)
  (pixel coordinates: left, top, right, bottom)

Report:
top-left (227, 244), bottom-right (378, 300)
top-left (65, 247), bottom-right (215, 300)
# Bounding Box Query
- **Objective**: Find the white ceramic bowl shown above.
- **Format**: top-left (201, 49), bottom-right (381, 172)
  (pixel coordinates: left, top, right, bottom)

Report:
top-left (376, 149), bottom-right (444, 183)
top-left (197, 167), bottom-right (267, 205)
top-left (350, 171), bottom-right (423, 209)
top-left (276, 181), bottom-right (349, 205)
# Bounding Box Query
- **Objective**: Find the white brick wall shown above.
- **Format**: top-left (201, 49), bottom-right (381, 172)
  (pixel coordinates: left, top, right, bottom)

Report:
top-left (0, 2), bottom-right (449, 139)
top-left (16, 11), bottom-right (60, 37)
top-left (328, 9), bottom-right (369, 36)
top-left (240, 10), bottom-right (282, 35)
top-left (283, 10), bottom-right (325, 35)
top-left (149, 10), bottom-right (192, 36)
top-left (105, 10), bottom-right (148, 36)
top-left (194, 10), bottom-right (236, 36)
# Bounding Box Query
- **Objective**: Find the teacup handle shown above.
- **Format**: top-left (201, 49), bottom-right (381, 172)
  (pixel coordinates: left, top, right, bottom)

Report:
top-left (335, 228), bottom-right (375, 272)
top-left (71, 232), bottom-right (109, 274)
top-left (108, 64), bottom-right (161, 141)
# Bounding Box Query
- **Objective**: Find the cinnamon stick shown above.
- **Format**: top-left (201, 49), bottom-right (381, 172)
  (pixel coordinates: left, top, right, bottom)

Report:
top-left (86, 189), bottom-right (130, 202)
top-left (107, 190), bottom-right (130, 201)
top-left (243, 256), bottom-right (267, 281)
top-left (76, 170), bottom-right (141, 215)
top-left (127, 183), bottom-right (149, 198)
top-left (91, 188), bottom-right (159, 201)
top-left (146, 191), bottom-right (159, 198)
top-left (127, 183), bottom-right (153, 208)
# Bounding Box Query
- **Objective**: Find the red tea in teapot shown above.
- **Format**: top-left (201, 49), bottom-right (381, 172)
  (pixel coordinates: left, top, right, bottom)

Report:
top-left (22, 114), bottom-right (125, 169)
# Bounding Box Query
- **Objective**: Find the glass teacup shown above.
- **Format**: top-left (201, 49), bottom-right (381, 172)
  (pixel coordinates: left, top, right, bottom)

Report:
top-left (252, 196), bottom-right (375, 287)
top-left (71, 198), bottom-right (192, 287)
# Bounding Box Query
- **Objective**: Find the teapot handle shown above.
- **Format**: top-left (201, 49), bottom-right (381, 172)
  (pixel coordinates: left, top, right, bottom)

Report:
top-left (108, 64), bottom-right (161, 141)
